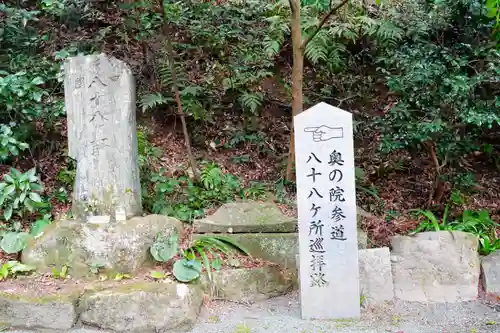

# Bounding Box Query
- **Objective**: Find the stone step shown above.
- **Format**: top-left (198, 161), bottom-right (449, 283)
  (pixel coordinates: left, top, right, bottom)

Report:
top-left (193, 201), bottom-right (371, 234)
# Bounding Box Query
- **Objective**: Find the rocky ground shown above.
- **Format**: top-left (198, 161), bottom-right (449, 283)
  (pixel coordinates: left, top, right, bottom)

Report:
top-left (3, 291), bottom-right (499, 333)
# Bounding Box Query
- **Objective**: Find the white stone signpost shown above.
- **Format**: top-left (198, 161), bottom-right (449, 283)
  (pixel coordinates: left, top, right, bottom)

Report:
top-left (294, 102), bottom-right (360, 319)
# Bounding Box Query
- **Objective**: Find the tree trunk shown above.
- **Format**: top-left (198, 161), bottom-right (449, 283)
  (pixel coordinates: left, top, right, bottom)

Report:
top-left (285, 0), bottom-right (303, 182)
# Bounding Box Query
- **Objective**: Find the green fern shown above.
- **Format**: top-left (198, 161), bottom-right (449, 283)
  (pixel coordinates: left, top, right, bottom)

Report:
top-left (304, 29), bottom-right (329, 64)
top-left (238, 91), bottom-right (264, 113)
top-left (200, 163), bottom-right (223, 190)
top-left (373, 20), bottom-right (403, 47)
top-left (158, 56), bottom-right (188, 90)
top-left (139, 93), bottom-right (172, 112)
top-left (330, 22), bottom-right (359, 43)
top-left (263, 36), bottom-right (281, 57)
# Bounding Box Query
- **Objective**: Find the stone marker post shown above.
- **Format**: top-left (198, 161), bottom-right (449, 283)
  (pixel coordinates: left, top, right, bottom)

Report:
top-left (294, 102), bottom-right (360, 319)
top-left (64, 53), bottom-right (142, 222)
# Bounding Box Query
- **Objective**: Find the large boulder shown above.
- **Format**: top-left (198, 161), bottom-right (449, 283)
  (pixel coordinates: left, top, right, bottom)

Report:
top-left (199, 266), bottom-right (293, 303)
top-left (0, 290), bottom-right (80, 330)
top-left (391, 231), bottom-right (480, 302)
top-left (481, 251), bottom-right (500, 295)
top-left (193, 201), bottom-right (297, 233)
top-left (21, 215), bottom-right (182, 278)
top-left (78, 281), bottom-right (203, 333)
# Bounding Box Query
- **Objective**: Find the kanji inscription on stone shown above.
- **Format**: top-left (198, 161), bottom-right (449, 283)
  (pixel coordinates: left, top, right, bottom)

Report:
top-left (294, 102), bottom-right (360, 319)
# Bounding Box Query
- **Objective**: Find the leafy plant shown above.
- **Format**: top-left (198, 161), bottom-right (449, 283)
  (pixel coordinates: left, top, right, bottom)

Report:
top-left (173, 258), bottom-right (203, 283)
top-left (0, 261), bottom-right (36, 280)
top-left (150, 231), bottom-right (179, 262)
top-left (55, 158), bottom-right (76, 189)
top-left (241, 181), bottom-right (268, 200)
top-left (52, 264), bottom-right (69, 279)
top-left (180, 235), bottom-right (251, 282)
top-left (144, 163), bottom-right (255, 222)
top-left (376, 0), bottom-right (499, 199)
top-left (88, 262), bottom-right (105, 275)
top-left (0, 231), bottom-right (31, 254)
top-left (0, 168), bottom-right (47, 222)
top-left (451, 210), bottom-right (499, 255)
top-left (30, 214), bottom-right (51, 237)
top-left (149, 232), bottom-right (250, 283)
top-left (0, 124), bottom-right (29, 162)
top-left (409, 207), bottom-right (450, 233)
top-left (137, 128), bottom-right (161, 174)
top-left (410, 207), bottom-right (499, 255)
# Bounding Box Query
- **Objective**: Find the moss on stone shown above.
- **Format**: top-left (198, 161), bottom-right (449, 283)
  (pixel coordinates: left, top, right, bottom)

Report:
top-left (0, 290), bottom-right (81, 304)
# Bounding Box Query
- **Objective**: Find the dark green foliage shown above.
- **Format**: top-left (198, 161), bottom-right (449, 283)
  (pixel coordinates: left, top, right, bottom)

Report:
top-left (410, 208), bottom-right (499, 255)
top-left (142, 162), bottom-right (267, 222)
top-left (377, 0), bottom-right (499, 172)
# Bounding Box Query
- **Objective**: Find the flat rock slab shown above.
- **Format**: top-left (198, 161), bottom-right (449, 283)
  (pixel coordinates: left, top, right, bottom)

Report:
top-left (0, 290), bottom-right (80, 330)
top-left (200, 266), bottom-right (293, 303)
top-left (391, 231), bottom-right (480, 302)
top-left (193, 201), bottom-right (297, 233)
top-left (21, 215), bottom-right (182, 278)
top-left (481, 251), bottom-right (500, 295)
top-left (79, 281), bottom-right (203, 333)
top-left (359, 247), bottom-right (394, 304)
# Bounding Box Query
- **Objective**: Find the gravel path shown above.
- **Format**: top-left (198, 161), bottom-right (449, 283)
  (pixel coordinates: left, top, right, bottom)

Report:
top-left (4, 291), bottom-right (499, 333)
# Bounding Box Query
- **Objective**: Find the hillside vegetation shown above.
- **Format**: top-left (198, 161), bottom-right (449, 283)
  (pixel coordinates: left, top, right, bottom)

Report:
top-left (0, 0), bottom-right (499, 257)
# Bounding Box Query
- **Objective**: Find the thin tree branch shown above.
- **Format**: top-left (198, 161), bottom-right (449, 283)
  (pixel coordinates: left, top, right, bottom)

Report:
top-left (300, 0), bottom-right (349, 50)
top-left (158, 0), bottom-right (199, 180)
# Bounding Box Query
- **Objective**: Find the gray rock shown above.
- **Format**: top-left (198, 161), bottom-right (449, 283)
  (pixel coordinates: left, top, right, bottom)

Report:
top-left (64, 53), bottom-right (141, 220)
top-left (391, 231), bottom-right (480, 302)
top-left (0, 291), bottom-right (79, 330)
top-left (21, 214), bottom-right (182, 278)
top-left (78, 281), bottom-right (203, 333)
top-left (200, 266), bottom-right (293, 303)
top-left (359, 247), bottom-right (394, 304)
top-left (481, 251), bottom-right (500, 295)
top-left (193, 201), bottom-right (297, 233)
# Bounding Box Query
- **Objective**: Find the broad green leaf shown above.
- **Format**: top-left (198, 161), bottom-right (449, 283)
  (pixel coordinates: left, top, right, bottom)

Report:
top-left (173, 259), bottom-right (202, 282)
top-left (3, 185), bottom-right (15, 196)
top-left (30, 183), bottom-right (43, 191)
top-left (3, 174), bottom-right (14, 183)
top-left (31, 77), bottom-right (45, 85)
top-left (0, 232), bottom-right (30, 253)
top-left (26, 168), bottom-right (36, 181)
top-left (30, 219), bottom-right (50, 237)
top-left (24, 198), bottom-right (35, 213)
top-left (28, 192), bottom-right (42, 203)
top-left (3, 205), bottom-right (13, 221)
top-left (10, 168), bottom-right (22, 179)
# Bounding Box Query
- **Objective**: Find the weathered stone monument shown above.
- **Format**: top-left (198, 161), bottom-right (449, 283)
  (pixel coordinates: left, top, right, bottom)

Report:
top-left (294, 102), bottom-right (360, 319)
top-left (64, 53), bottom-right (141, 221)
top-left (22, 54), bottom-right (182, 278)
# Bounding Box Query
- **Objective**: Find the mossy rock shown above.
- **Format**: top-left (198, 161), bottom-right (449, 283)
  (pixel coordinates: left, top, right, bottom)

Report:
top-left (78, 281), bottom-right (204, 333)
top-left (0, 289), bottom-right (81, 330)
top-left (193, 201), bottom-right (297, 233)
top-left (21, 214), bottom-right (182, 278)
